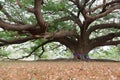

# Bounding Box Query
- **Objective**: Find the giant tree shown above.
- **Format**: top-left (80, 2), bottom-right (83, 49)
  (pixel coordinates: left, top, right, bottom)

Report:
top-left (0, 0), bottom-right (120, 59)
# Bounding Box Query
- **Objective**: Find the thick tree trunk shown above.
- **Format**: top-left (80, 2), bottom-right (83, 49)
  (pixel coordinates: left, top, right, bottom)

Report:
top-left (70, 47), bottom-right (91, 60)
top-left (56, 37), bottom-right (91, 60)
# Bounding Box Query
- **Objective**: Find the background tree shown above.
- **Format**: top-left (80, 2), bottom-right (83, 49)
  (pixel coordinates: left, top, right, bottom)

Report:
top-left (0, 0), bottom-right (120, 59)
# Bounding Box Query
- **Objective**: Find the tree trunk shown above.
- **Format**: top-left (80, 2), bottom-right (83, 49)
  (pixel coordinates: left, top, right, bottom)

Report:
top-left (57, 37), bottom-right (91, 60)
top-left (70, 46), bottom-right (91, 60)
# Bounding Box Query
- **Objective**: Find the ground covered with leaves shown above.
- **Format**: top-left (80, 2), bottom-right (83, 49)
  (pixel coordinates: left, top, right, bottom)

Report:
top-left (0, 60), bottom-right (120, 80)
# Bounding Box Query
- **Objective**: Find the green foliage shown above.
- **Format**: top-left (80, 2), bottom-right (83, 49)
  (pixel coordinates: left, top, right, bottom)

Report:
top-left (41, 54), bottom-right (48, 59)
top-left (103, 14), bottom-right (115, 20)
top-left (0, 30), bottom-right (30, 41)
top-left (90, 28), bottom-right (119, 39)
top-left (43, 0), bottom-right (67, 12)
top-left (89, 46), bottom-right (120, 61)
top-left (0, 31), bottom-right (17, 40)
top-left (20, 0), bottom-right (34, 7)
top-left (0, 47), bottom-right (10, 57)
top-left (48, 22), bottom-right (71, 32)
top-left (0, 0), bottom-right (36, 24)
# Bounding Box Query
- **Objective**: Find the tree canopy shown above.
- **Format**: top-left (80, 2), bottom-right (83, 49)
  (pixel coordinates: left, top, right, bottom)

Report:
top-left (0, 0), bottom-right (120, 59)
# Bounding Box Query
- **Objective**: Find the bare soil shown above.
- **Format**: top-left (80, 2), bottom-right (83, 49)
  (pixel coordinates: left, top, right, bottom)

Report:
top-left (0, 60), bottom-right (120, 80)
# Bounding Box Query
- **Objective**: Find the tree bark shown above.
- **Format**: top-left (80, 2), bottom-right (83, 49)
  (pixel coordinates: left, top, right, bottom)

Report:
top-left (71, 47), bottom-right (90, 59)
top-left (65, 42), bottom-right (91, 60)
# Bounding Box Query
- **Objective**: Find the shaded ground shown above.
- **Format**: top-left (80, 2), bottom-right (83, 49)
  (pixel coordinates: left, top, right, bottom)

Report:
top-left (0, 60), bottom-right (120, 80)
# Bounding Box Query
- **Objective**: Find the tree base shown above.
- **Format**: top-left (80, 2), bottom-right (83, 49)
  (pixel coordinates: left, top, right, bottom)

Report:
top-left (73, 53), bottom-right (89, 60)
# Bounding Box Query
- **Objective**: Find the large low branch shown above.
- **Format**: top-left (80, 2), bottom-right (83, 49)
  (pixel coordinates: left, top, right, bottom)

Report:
top-left (54, 37), bottom-right (78, 51)
top-left (0, 30), bottom-right (75, 59)
top-left (0, 20), bottom-right (35, 31)
top-left (38, 30), bottom-right (77, 40)
top-left (53, 30), bottom-right (77, 39)
top-left (0, 36), bottom-right (39, 46)
top-left (90, 32), bottom-right (120, 48)
top-left (87, 23), bottom-right (120, 36)
top-left (102, 40), bottom-right (120, 46)
top-left (0, 30), bottom-right (77, 46)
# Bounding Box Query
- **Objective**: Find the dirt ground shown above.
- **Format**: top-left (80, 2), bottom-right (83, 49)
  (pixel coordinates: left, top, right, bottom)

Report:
top-left (0, 60), bottom-right (120, 80)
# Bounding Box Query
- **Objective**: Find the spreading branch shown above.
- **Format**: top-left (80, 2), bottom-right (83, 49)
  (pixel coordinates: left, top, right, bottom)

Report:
top-left (101, 0), bottom-right (120, 13)
top-left (90, 32), bottom-right (120, 48)
top-left (102, 40), bottom-right (120, 46)
top-left (92, 5), bottom-right (120, 20)
top-left (84, 0), bottom-right (120, 22)
top-left (0, 20), bottom-right (35, 31)
top-left (87, 23), bottom-right (120, 36)
top-left (0, 36), bottom-right (39, 46)
top-left (54, 36), bottom-right (78, 51)
top-left (0, 30), bottom-right (77, 47)
top-left (34, 0), bottom-right (48, 33)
